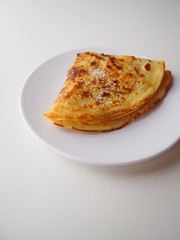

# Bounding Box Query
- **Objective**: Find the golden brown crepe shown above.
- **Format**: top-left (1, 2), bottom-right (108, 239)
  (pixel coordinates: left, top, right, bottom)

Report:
top-left (43, 52), bottom-right (171, 132)
top-left (45, 71), bottom-right (172, 131)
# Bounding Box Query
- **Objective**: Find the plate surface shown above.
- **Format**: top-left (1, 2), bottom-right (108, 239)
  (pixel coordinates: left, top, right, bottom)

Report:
top-left (20, 47), bottom-right (180, 166)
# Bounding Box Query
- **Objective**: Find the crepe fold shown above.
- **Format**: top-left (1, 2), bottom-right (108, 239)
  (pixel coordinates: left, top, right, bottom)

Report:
top-left (44, 52), bottom-right (172, 132)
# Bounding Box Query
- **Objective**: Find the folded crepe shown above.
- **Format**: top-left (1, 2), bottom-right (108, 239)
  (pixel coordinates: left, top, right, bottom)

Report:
top-left (44, 52), bottom-right (172, 132)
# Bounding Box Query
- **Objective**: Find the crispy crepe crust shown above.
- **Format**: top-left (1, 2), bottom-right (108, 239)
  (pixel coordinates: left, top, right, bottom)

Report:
top-left (50, 71), bottom-right (172, 132)
top-left (44, 52), bottom-right (165, 125)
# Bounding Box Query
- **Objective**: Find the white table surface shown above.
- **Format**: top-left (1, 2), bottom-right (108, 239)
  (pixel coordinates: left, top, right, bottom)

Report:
top-left (1, 0), bottom-right (180, 239)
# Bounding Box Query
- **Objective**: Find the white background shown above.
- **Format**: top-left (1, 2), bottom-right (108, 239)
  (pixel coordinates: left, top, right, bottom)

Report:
top-left (1, 0), bottom-right (180, 239)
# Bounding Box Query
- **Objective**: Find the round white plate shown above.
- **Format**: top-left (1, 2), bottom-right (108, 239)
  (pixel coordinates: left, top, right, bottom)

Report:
top-left (20, 47), bottom-right (180, 166)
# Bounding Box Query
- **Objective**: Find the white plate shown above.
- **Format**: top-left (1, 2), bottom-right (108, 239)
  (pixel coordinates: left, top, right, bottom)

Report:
top-left (20, 47), bottom-right (180, 166)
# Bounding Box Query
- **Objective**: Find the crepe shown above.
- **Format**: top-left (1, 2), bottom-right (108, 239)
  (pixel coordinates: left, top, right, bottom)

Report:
top-left (44, 52), bottom-right (169, 131)
top-left (46, 70), bottom-right (172, 131)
